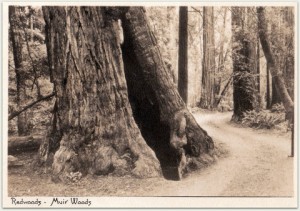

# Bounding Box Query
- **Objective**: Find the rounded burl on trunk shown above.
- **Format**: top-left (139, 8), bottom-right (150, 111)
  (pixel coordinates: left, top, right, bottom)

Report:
top-left (41, 6), bottom-right (160, 182)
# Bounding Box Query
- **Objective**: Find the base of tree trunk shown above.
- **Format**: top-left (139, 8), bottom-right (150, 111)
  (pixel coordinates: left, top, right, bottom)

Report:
top-left (49, 130), bottom-right (161, 183)
top-left (122, 32), bottom-right (214, 180)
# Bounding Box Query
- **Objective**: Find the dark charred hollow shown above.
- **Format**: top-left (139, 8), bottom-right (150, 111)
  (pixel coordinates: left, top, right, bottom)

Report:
top-left (121, 38), bottom-right (181, 180)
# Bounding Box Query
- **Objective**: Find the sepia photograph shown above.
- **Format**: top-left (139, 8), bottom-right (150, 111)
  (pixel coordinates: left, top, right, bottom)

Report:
top-left (2, 1), bottom-right (297, 208)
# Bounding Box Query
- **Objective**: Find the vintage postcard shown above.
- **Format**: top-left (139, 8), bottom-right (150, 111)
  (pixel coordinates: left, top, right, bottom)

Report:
top-left (2, 1), bottom-right (298, 208)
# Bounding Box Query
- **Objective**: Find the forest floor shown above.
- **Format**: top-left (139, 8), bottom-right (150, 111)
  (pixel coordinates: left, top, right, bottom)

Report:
top-left (7, 112), bottom-right (294, 197)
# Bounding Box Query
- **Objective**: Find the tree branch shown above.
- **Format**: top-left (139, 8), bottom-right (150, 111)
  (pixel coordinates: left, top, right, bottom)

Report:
top-left (9, 92), bottom-right (55, 121)
top-left (214, 73), bottom-right (233, 107)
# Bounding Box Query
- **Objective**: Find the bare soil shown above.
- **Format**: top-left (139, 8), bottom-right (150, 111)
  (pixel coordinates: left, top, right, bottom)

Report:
top-left (8, 112), bottom-right (294, 196)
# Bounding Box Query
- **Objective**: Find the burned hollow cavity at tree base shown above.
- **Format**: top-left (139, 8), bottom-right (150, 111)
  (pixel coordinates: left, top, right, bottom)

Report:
top-left (121, 7), bottom-right (214, 180)
top-left (122, 29), bottom-right (180, 180)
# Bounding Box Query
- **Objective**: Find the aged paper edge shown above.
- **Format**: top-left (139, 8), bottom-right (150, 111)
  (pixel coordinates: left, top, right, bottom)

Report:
top-left (1, 1), bottom-right (298, 208)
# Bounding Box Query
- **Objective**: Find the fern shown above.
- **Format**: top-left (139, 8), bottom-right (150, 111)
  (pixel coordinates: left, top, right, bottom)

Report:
top-left (242, 110), bottom-right (286, 129)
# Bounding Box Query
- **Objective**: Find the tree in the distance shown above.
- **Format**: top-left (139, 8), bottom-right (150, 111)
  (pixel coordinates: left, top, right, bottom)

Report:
top-left (257, 6), bottom-right (294, 156)
top-left (178, 6), bottom-right (188, 104)
top-left (200, 7), bottom-right (215, 109)
top-left (9, 6), bottom-right (30, 136)
top-left (231, 7), bottom-right (258, 121)
top-left (268, 7), bottom-right (294, 108)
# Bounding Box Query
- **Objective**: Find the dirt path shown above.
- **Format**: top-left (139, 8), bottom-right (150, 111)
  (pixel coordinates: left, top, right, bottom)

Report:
top-left (8, 112), bottom-right (294, 197)
top-left (146, 112), bottom-right (294, 196)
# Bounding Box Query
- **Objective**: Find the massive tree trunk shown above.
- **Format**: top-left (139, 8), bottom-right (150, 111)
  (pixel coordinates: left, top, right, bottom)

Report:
top-left (9, 6), bottom-right (29, 136)
top-left (178, 6), bottom-right (188, 104)
top-left (38, 6), bottom-right (214, 182)
top-left (39, 6), bottom-right (161, 182)
top-left (231, 7), bottom-right (257, 120)
top-left (200, 7), bottom-right (215, 109)
top-left (121, 7), bottom-right (214, 180)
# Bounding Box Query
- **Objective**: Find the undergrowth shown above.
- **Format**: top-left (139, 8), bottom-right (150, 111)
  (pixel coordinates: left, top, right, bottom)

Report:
top-left (242, 104), bottom-right (288, 130)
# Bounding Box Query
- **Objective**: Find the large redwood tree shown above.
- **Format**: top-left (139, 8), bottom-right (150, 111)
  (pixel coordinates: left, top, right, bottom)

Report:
top-left (38, 6), bottom-right (214, 182)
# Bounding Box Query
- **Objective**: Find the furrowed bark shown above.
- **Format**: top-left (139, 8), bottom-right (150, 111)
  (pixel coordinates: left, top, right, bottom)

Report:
top-left (40, 6), bottom-right (161, 182)
top-left (121, 7), bottom-right (214, 179)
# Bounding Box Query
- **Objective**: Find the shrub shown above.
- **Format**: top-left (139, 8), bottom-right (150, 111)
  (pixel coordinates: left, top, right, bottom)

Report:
top-left (242, 110), bottom-right (286, 129)
top-left (270, 103), bottom-right (285, 113)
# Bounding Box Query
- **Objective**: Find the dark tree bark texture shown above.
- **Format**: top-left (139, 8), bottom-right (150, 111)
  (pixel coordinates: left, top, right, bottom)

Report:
top-left (200, 7), bottom-right (215, 109)
top-left (9, 6), bottom-right (29, 136)
top-left (40, 6), bottom-right (161, 182)
top-left (271, 77), bottom-right (281, 105)
top-left (178, 6), bottom-right (188, 104)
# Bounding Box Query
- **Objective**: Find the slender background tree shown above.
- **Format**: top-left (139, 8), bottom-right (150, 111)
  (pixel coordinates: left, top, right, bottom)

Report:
top-left (178, 6), bottom-right (189, 104)
top-left (200, 7), bottom-right (215, 109)
top-left (9, 6), bottom-right (29, 136)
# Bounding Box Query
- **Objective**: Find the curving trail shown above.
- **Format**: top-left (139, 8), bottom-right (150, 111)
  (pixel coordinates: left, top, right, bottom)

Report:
top-left (147, 112), bottom-right (294, 196)
top-left (8, 112), bottom-right (294, 197)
